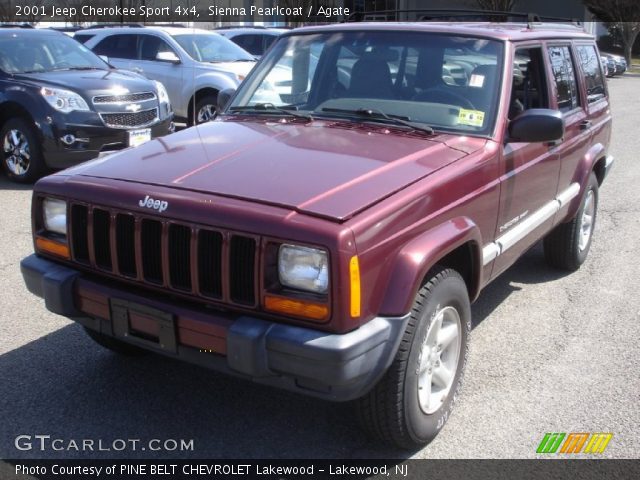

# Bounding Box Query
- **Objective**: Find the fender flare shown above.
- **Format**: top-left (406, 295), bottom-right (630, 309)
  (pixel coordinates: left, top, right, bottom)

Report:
top-left (379, 217), bottom-right (483, 316)
top-left (565, 142), bottom-right (606, 219)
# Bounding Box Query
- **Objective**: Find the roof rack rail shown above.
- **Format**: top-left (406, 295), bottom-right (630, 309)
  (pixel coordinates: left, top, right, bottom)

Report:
top-left (347, 8), bottom-right (582, 28)
top-left (151, 23), bottom-right (188, 27)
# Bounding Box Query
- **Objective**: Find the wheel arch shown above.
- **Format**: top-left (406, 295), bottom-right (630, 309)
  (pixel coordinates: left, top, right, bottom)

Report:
top-left (378, 217), bottom-right (483, 316)
top-left (0, 101), bottom-right (36, 131)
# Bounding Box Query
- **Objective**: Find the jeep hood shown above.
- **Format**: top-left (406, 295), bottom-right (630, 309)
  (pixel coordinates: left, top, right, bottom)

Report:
top-left (65, 119), bottom-right (484, 221)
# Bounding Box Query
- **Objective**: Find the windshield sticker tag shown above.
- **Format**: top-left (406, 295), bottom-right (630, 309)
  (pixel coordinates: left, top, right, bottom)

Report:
top-left (458, 109), bottom-right (485, 127)
top-left (469, 74), bottom-right (485, 88)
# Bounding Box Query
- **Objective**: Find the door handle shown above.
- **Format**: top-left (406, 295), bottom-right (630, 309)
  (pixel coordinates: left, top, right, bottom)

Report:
top-left (579, 120), bottom-right (592, 130)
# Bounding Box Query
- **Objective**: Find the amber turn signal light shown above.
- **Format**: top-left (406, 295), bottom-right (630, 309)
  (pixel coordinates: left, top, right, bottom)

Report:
top-left (349, 255), bottom-right (361, 318)
top-left (36, 236), bottom-right (70, 259)
top-left (264, 295), bottom-right (329, 321)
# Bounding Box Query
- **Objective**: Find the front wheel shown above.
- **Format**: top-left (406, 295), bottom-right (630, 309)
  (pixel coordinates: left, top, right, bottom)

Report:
top-left (191, 95), bottom-right (218, 126)
top-left (355, 267), bottom-right (471, 449)
top-left (1, 117), bottom-right (48, 183)
top-left (543, 173), bottom-right (599, 271)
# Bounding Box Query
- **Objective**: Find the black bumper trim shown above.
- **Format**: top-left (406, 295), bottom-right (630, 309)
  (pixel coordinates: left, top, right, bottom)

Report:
top-left (20, 254), bottom-right (410, 401)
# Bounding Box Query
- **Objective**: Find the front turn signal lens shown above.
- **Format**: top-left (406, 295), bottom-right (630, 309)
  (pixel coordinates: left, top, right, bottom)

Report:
top-left (350, 255), bottom-right (360, 318)
top-left (36, 236), bottom-right (70, 259)
top-left (264, 295), bottom-right (329, 322)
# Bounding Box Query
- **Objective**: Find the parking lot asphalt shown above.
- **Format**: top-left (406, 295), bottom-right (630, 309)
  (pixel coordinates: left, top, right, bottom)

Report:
top-left (0, 75), bottom-right (638, 461)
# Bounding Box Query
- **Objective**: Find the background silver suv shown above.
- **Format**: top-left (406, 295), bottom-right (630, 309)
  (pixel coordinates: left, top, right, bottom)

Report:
top-left (78, 26), bottom-right (256, 124)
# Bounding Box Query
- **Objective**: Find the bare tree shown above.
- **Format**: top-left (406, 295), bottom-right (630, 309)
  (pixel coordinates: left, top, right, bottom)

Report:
top-left (474, 0), bottom-right (515, 12)
top-left (584, 0), bottom-right (640, 64)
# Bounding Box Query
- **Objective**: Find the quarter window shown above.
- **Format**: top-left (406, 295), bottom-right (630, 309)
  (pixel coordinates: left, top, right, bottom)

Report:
top-left (547, 46), bottom-right (580, 112)
top-left (575, 45), bottom-right (606, 103)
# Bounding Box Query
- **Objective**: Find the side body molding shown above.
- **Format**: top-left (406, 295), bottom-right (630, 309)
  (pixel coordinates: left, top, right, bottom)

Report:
top-left (379, 217), bottom-right (483, 316)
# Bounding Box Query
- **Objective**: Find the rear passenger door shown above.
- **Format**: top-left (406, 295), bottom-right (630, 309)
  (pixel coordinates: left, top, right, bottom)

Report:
top-left (574, 43), bottom-right (610, 166)
top-left (546, 44), bottom-right (592, 207)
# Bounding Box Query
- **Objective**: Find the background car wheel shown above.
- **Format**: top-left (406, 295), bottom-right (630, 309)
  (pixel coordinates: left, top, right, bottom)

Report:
top-left (83, 327), bottom-right (148, 356)
top-left (355, 267), bottom-right (471, 449)
top-left (543, 173), bottom-right (599, 271)
top-left (1, 117), bottom-right (48, 183)
top-left (191, 95), bottom-right (218, 125)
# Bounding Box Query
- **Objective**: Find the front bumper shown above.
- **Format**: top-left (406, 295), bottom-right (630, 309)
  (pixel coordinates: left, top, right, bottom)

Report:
top-left (39, 114), bottom-right (174, 169)
top-left (21, 254), bottom-right (409, 401)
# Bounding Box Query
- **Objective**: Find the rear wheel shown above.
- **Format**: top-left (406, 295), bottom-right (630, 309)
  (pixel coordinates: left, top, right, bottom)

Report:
top-left (83, 327), bottom-right (148, 356)
top-left (355, 267), bottom-right (471, 449)
top-left (544, 173), bottom-right (599, 271)
top-left (1, 117), bottom-right (48, 183)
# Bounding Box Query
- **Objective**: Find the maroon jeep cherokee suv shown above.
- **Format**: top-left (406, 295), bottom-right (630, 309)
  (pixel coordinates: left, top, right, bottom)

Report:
top-left (21, 22), bottom-right (613, 448)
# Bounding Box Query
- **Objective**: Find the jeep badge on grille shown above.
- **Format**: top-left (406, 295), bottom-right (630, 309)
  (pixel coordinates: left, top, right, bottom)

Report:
top-left (139, 195), bottom-right (168, 213)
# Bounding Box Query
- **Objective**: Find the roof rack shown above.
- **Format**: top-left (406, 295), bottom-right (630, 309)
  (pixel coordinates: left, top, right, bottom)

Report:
top-left (347, 8), bottom-right (582, 28)
top-left (214, 25), bottom-right (267, 30)
top-left (151, 23), bottom-right (188, 28)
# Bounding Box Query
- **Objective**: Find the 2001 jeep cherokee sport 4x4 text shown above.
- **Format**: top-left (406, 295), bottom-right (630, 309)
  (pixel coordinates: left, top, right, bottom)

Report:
top-left (21, 22), bottom-right (613, 449)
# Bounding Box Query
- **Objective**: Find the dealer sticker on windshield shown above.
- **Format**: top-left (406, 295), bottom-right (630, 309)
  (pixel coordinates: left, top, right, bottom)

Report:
top-left (458, 109), bottom-right (485, 127)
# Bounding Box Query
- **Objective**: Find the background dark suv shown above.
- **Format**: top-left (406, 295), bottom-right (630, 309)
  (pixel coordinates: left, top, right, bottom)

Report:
top-left (0, 27), bottom-right (174, 183)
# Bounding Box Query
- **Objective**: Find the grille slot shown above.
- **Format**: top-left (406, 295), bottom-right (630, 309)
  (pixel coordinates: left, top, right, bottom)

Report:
top-left (229, 236), bottom-right (256, 305)
top-left (93, 92), bottom-right (156, 104)
top-left (100, 108), bottom-right (158, 128)
top-left (116, 214), bottom-right (136, 277)
top-left (93, 209), bottom-right (112, 270)
top-left (141, 219), bottom-right (163, 284)
top-left (168, 224), bottom-right (192, 291)
top-left (70, 204), bottom-right (89, 263)
top-left (197, 230), bottom-right (223, 299)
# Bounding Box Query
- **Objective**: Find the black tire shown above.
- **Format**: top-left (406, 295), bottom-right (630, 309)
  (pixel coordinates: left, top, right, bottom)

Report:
top-left (1, 117), bottom-right (48, 183)
top-left (83, 327), bottom-right (148, 356)
top-left (355, 267), bottom-right (471, 449)
top-left (543, 173), bottom-right (599, 271)
top-left (190, 95), bottom-right (218, 126)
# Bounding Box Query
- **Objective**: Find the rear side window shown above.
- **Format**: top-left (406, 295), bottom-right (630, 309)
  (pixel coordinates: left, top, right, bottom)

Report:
top-left (74, 34), bottom-right (94, 44)
top-left (93, 34), bottom-right (137, 60)
top-left (232, 34), bottom-right (263, 56)
top-left (547, 46), bottom-right (580, 112)
top-left (575, 45), bottom-right (606, 103)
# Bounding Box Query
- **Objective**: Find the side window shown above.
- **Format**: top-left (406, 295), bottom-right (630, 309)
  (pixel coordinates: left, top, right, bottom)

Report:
top-left (93, 34), bottom-right (137, 60)
top-left (509, 47), bottom-right (549, 119)
top-left (547, 46), bottom-right (580, 112)
top-left (575, 45), bottom-right (606, 103)
top-left (74, 34), bottom-right (94, 45)
top-left (233, 34), bottom-right (262, 56)
top-left (139, 35), bottom-right (175, 61)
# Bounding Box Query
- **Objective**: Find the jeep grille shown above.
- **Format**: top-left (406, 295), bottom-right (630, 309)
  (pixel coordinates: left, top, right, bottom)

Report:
top-left (69, 204), bottom-right (257, 307)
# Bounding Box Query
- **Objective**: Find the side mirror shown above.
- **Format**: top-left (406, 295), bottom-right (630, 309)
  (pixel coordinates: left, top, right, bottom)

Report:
top-left (156, 51), bottom-right (180, 64)
top-left (218, 88), bottom-right (236, 111)
top-left (508, 108), bottom-right (564, 143)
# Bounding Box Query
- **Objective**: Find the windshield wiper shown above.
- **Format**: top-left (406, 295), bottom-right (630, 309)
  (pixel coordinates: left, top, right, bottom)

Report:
top-left (320, 107), bottom-right (434, 135)
top-left (229, 103), bottom-right (313, 122)
top-left (52, 66), bottom-right (102, 71)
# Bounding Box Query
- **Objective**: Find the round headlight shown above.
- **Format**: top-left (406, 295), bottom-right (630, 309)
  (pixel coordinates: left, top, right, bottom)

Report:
top-left (278, 244), bottom-right (329, 294)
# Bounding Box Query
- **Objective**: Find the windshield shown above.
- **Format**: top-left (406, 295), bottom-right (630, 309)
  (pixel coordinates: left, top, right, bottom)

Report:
top-left (173, 33), bottom-right (254, 63)
top-left (230, 31), bottom-right (504, 135)
top-left (0, 32), bottom-right (107, 74)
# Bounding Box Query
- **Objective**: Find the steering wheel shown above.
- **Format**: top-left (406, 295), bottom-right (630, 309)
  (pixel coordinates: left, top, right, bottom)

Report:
top-left (414, 88), bottom-right (476, 110)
